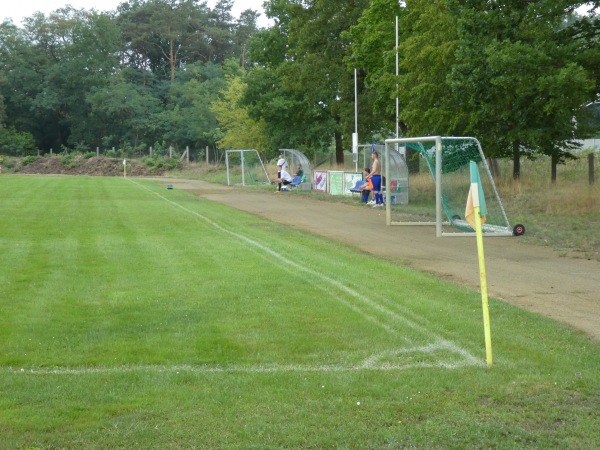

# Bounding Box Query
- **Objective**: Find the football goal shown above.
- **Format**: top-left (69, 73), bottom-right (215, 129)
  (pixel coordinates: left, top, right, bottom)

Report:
top-left (384, 136), bottom-right (522, 237)
top-left (225, 150), bottom-right (270, 186)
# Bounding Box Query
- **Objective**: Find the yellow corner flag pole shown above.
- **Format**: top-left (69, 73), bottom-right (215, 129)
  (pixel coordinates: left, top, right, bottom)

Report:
top-left (466, 161), bottom-right (493, 367)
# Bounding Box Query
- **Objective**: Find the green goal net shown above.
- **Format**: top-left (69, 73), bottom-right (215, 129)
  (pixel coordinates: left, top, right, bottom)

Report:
top-left (384, 137), bottom-right (519, 237)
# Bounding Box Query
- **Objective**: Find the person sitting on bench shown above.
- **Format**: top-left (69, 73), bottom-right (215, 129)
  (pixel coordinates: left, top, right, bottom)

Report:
top-left (274, 168), bottom-right (294, 192)
top-left (294, 164), bottom-right (304, 179)
top-left (359, 168), bottom-right (373, 203)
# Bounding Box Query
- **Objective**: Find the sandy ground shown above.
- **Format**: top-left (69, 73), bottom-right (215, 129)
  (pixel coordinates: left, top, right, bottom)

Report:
top-left (158, 178), bottom-right (600, 342)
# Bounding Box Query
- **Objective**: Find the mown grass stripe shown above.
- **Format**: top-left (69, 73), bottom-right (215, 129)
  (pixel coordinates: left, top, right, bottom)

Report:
top-left (129, 179), bottom-right (480, 366)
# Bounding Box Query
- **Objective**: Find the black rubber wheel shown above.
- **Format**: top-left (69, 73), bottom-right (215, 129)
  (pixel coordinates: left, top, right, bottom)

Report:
top-left (452, 215), bottom-right (461, 221)
top-left (513, 224), bottom-right (525, 236)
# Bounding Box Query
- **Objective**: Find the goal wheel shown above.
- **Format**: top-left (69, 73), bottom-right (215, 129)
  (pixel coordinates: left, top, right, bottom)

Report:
top-left (451, 215), bottom-right (461, 221)
top-left (513, 224), bottom-right (525, 236)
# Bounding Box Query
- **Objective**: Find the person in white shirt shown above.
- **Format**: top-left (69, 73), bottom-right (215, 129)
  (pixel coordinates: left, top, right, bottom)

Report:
top-left (275, 168), bottom-right (293, 192)
top-left (275, 154), bottom-right (287, 192)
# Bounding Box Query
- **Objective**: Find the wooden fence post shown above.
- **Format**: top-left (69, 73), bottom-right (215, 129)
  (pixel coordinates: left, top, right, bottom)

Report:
top-left (589, 153), bottom-right (595, 185)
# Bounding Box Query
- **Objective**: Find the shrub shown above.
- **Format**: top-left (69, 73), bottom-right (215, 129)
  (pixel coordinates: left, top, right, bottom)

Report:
top-left (0, 127), bottom-right (37, 156)
top-left (22, 155), bottom-right (39, 165)
top-left (62, 154), bottom-right (80, 168)
top-left (145, 156), bottom-right (180, 173)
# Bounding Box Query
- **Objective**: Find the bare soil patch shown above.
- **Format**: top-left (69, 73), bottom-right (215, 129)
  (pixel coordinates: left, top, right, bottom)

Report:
top-left (157, 178), bottom-right (600, 343)
top-left (16, 156), bottom-right (165, 177)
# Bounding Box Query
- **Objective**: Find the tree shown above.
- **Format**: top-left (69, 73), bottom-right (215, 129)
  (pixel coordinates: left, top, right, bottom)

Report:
top-left (155, 61), bottom-right (232, 151)
top-left (86, 70), bottom-right (162, 149)
top-left (0, 9), bottom-right (121, 150)
top-left (246, 0), bottom-right (369, 163)
top-left (344, 0), bottom-right (406, 136)
top-left (211, 76), bottom-right (267, 152)
top-left (118, 0), bottom-right (211, 81)
top-left (394, 0), bottom-right (461, 137)
top-left (447, 0), bottom-right (595, 179)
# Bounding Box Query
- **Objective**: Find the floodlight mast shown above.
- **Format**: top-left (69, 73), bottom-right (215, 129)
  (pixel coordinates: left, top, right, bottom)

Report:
top-left (395, 16), bottom-right (399, 153)
top-left (353, 68), bottom-right (359, 172)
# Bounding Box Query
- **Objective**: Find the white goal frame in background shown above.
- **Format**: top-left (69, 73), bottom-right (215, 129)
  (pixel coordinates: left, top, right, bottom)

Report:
top-left (225, 149), bottom-right (270, 186)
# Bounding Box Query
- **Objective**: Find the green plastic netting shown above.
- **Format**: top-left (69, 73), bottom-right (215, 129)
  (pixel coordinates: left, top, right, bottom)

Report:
top-left (400, 137), bottom-right (513, 235)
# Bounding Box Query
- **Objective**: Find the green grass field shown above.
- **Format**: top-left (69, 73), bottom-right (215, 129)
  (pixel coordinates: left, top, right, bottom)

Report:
top-left (1, 176), bottom-right (599, 448)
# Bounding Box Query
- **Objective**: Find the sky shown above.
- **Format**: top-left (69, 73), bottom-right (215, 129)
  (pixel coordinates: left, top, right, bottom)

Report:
top-left (1, 0), bottom-right (270, 27)
top-left (2, 1), bottom-right (594, 29)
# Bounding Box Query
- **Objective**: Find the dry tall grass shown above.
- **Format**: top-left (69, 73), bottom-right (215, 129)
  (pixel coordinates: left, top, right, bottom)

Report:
top-left (406, 154), bottom-right (600, 259)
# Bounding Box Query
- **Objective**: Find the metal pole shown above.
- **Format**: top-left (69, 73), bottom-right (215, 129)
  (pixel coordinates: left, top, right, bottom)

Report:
top-left (225, 151), bottom-right (230, 185)
top-left (385, 142), bottom-right (391, 225)
top-left (395, 16), bottom-right (399, 153)
top-left (241, 151), bottom-right (246, 186)
top-left (354, 68), bottom-right (358, 172)
top-left (354, 68), bottom-right (358, 135)
top-left (435, 137), bottom-right (442, 238)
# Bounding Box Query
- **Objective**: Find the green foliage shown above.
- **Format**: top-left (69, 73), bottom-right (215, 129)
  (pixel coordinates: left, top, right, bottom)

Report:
top-left (0, 127), bottom-right (37, 156)
top-left (21, 155), bottom-right (39, 165)
top-left (104, 148), bottom-right (119, 158)
top-left (144, 156), bottom-right (179, 172)
top-left (211, 76), bottom-right (267, 152)
top-left (0, 0), bottom-right (598, 179)
top-left (0, 1), bottom-right (259, 153)
top-left (344, 0), bottom-right (405, 129)
top-left (245, 0), bottom-right (370, 162)
top-left (447, 0), bottom-right (594, 164)
top-left (61, 153), bottom-right (80, 168)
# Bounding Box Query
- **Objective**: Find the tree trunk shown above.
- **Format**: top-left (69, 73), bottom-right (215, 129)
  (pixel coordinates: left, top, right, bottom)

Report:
top-left (170, 36), bottom-right (176, 81)
top-left (334, 130), bottom-right (344, 166)
top-left (405, 147), bottom-right (420, 174)
top-left (487, 157), bottom-right (500, 178)
top-left (512, 140), bottom-right (521, 180)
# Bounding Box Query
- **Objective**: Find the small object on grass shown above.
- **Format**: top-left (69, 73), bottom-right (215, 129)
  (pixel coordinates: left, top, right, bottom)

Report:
top-left (166, 185), bottom-right (173, 190)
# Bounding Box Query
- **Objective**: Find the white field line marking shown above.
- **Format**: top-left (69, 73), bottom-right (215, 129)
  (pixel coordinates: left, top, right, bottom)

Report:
top-left (6, 344), bottom-right (480, 376)
top-left (128, 179), bottom-right (480, 367)
top-left (342, 281), bottom-right (482, 365)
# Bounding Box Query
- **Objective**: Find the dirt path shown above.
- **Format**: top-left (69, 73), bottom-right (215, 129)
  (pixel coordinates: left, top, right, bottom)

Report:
top-left (159, 178), bottom-right (600, 342)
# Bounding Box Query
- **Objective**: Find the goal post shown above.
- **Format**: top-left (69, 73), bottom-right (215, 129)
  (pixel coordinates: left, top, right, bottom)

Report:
top-left (384, 136), bottom-right (515, 237)
top-left (225, 149), bottom-right (270, 186)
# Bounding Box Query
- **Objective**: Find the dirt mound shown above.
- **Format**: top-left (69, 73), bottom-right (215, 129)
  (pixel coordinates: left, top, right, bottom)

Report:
top-left (16, 156), bottom-right (166, 176)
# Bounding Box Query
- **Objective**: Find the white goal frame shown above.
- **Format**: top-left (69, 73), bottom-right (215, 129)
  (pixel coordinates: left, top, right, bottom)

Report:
top-left (384, 136), bottom-right (513, 237)
top-left (225, 149), bottom-right (270, 186)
